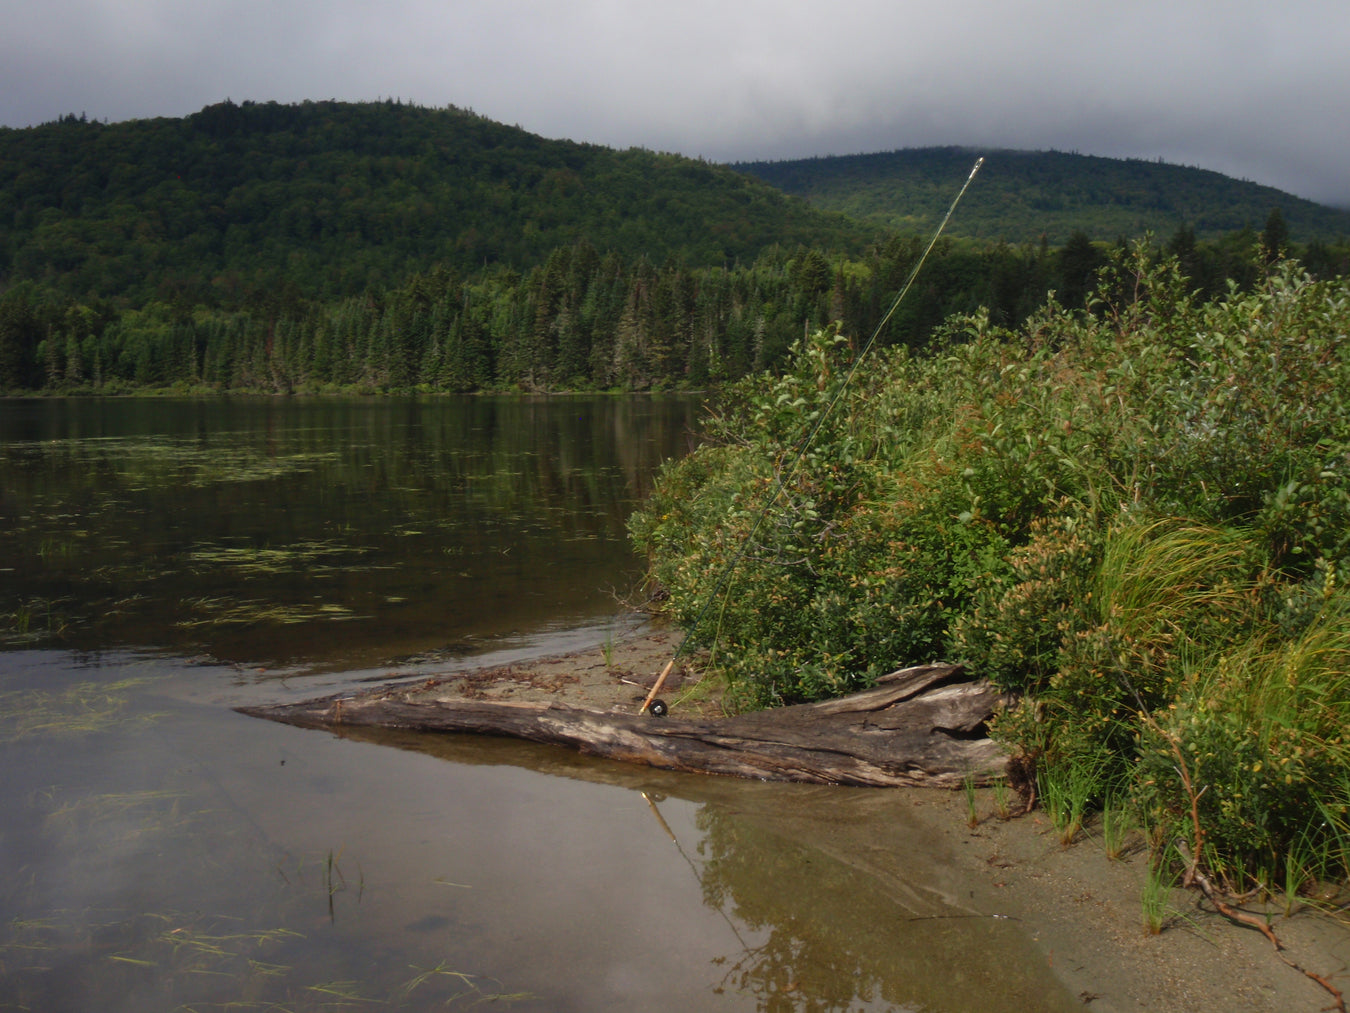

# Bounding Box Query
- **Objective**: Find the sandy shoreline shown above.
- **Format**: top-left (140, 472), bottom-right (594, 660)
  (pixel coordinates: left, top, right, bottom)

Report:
top-left (401, 621), bottom-right (726, 719)
top-left (402, 623), bottom-right (1350, 1011)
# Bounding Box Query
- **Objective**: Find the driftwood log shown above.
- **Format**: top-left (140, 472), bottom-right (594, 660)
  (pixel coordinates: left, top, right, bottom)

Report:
top-left (238, 663), bottom-right (1009, 788)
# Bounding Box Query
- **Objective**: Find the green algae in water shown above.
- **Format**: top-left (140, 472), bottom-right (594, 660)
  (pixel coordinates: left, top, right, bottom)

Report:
top-left (0, 677), bottom-right (162, 743)
top-left (186, 540), bottom-right (369, 576)
top-left (174, 597), bottom-right (363, 627)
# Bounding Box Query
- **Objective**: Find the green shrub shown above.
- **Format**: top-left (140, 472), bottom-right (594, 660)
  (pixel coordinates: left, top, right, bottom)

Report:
top-left (630, 325), bottom-right (1015, 707)
top-left (632, 245), bottom-right (1350, 879)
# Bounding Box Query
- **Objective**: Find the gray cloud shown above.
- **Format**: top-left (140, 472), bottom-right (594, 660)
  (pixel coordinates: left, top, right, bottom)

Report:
top-left (3, 0), bottom-right (1348, 206)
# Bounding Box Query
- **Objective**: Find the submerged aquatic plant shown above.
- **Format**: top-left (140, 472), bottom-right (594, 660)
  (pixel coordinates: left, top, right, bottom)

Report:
top-left (175, 596), bottom-right (361, 627)
top-left (0, 678), bottom-right (161, 743)
top-left (399, 962), bottom-right (539, 1006)
top-left (186, 540), bottom-right (366, 575)
top-left (0, 596), bottom-right (71, 646)
top-left (0, 904), bottom-right (538, 1012)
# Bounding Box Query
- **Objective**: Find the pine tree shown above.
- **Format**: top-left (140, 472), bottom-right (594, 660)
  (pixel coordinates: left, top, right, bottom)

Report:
top-left (1261, 208), bottom-right (1290, 263)
top-left (1058, 230), bottom-right (1103, 309)
top-left (612, 284), bottom-right (647, 389)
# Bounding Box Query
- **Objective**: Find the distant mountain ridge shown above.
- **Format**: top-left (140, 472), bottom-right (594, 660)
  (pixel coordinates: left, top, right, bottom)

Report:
top-left (3, 101), bottom-right (1348, 312)
top-left (735, 147), bottom-right (1350, 245)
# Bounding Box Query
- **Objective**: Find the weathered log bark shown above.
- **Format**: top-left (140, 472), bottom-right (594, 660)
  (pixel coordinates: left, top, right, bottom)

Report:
top-left (237, 663), bottom-right (1009, 788)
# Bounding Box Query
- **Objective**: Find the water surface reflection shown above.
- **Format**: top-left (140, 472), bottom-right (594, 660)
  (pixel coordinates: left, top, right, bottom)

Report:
top-left (0, 395), bottom-right (698, 670)
top-left (0, 651), bottom-right (1081, 1012)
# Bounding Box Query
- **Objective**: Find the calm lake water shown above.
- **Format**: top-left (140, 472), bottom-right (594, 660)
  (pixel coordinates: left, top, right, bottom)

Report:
top-left (0, 396), bottom-right (1080, 1012)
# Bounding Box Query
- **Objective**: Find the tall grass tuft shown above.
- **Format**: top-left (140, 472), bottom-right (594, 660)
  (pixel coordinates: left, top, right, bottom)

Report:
top-left (962, 772), bottom-right (980, 829)
top-left (990, 777), bottom-right (1013, 821)
top-left (1141, 846), bottom-right (1179, 935)
top-left (1039, 753), bottom-right (1106, 846)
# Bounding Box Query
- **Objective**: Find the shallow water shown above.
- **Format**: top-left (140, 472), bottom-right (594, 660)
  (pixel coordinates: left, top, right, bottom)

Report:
top-left (0, 397), bottom-right (1081, 1011)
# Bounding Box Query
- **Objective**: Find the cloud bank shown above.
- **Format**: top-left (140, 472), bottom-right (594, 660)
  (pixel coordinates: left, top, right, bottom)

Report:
top-left (3, 0), bottom-right (1347, 205)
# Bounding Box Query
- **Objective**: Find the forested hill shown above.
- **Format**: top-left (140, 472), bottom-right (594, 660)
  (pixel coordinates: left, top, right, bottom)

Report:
top-left (4, 101), bottom-right (1349, 396)
top-left (0, 99), bottom-right (870, 305)
top-left (735, 147), bottom-right (1350, 245)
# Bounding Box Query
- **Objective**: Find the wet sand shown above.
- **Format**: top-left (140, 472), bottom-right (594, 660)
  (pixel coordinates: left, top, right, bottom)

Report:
top-left (918, 790), bottom-right (1350, 1011)
top-left (402, 623), bottom-right (1350, 1011)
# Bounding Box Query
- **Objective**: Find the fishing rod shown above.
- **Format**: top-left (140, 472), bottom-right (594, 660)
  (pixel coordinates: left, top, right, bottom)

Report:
top-left (639, 156), bottom-right (985, 715)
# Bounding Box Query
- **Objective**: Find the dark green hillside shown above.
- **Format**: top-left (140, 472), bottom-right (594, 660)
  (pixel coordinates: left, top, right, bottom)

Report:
top-left (0, 100), bottom-right (869, 305)
top-left (736, 147), bottom-right (1350, 245)
top-left (4, 102), bottom-right (1348, 397)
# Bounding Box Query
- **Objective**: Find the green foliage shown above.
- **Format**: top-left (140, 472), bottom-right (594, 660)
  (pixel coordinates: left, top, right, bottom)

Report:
top-left (635, 245), bottom-right (1350, 880)
top-left (0, 100), bottom-right (867, 306)
top-left (5, 102), bottom-right (1345, 397)
top-left (631, 325), bottom-right (1016, 707)
top-left (0, 232), bottom-right (1075, 395)
top-left (1136, 593), bottom-right (1350, 880)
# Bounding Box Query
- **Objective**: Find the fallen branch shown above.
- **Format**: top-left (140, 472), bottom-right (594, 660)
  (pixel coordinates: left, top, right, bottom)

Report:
top-left (239, 663), bottom-right (1009, 788)
top-left (1175, 840), bottom-right (1280, 948)
top-left (1177, 840), bottom-right (1345, 1010)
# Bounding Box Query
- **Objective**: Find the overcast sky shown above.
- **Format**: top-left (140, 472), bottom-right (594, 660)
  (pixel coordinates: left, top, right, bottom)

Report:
top-left (4, 0), bottom-right (1348, 207)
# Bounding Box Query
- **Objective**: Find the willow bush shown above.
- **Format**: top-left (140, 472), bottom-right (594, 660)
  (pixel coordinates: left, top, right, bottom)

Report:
top-left (632, 242), bottom-right (1350, 878)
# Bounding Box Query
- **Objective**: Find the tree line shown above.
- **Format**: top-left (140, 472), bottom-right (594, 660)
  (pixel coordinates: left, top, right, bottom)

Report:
top-left (2, 218), bottom-right (1336, 396)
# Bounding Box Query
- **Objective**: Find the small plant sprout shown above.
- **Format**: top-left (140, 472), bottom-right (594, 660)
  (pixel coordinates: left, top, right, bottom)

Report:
top-left (962, 772), bottom-right (980, 829)
top-left (1141, 847), bottom-right (1178, 935)
top-left (990, 776), bottom-right (1012, 821)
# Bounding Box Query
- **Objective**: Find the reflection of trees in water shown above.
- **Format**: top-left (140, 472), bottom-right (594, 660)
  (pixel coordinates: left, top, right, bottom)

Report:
top-left (1, 395), bottom-right (700, 538)
top-left (0, 396), bottom-right (701, 662)
top-left (697, 808), bottom-right (889, 1013)
top-left (691, 802), bottom-right (1076, 1013)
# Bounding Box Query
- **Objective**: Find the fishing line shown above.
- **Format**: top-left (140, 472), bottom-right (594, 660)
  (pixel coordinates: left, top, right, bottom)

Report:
top-left (640, 157), bottom-right (984, 714)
